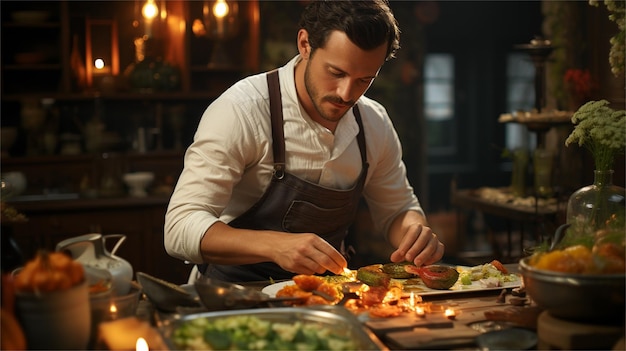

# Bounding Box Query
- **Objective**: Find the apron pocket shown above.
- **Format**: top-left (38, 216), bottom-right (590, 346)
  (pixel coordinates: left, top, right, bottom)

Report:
top-left (283, 200), bottom-right (348, 235)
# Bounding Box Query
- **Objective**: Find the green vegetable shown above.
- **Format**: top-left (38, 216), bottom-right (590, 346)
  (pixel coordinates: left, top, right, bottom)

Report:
top-left (357, 265), bottom-right (390, 287)
top-left (460, 273), bottom-right (472, 285)
top-left (382, 261), bottom-right (416, 279)
top-left (171, 315), bottom-right (359, 350)
top-left (204, 330), bottom-right (231, 350)
top-left (458, 263), bottom-right (520, 286)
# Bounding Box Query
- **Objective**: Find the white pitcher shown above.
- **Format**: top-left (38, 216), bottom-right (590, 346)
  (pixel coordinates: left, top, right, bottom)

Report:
top-left (56, 233), bottom-right (133, 295)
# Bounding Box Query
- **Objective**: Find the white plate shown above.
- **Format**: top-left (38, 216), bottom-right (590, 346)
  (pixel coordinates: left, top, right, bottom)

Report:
top-left (261, 280), bottom-right (296, 297)
top-left (261, 269), bottom-right (521, 297)
top-left (398, 276), bottom-right (521, 296)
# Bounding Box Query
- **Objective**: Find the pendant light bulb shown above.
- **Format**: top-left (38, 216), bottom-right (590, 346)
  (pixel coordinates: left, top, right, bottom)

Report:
top-left (142, 0), bottom-right (158, 20)
top-left (213, 0), bottom-right (229, 19)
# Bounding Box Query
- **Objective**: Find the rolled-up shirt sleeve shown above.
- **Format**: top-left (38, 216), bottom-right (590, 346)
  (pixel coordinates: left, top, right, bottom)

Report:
top-left (164, 91), bottom-right (270, 263)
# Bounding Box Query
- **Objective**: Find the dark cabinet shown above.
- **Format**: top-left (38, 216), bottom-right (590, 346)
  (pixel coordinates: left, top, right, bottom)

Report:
top-left (1, 1), bottom-right (260, 158)
top-left (1, 2), bottom-right (70, 95)
top-left (9, 197), bottom-right (193, 285)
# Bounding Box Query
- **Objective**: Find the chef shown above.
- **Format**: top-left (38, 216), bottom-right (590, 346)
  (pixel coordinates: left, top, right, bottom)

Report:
top-left (164, 0), bottom-right (444, 282)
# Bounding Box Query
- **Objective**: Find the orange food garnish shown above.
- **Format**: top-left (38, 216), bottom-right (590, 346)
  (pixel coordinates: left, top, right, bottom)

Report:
top-left (532, 245), bottom-right (594, 273)
top-left (369, 305), bottom-right (403, 318)
top-left (276, 284), bottom-right (311, 298)
top-left (305, 295), bottom-right (333, 306)
top-left (360, 286), bottom-right (388, 307)
top-left (593, 242), bottom-right (626, 273)
top-left (315, 282), bottom-right (340, 301)
top-left (293, 274), bottom-right (324, 291)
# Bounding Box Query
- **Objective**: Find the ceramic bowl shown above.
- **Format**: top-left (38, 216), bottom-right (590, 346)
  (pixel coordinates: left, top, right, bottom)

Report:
top-left (15, 281), bottom-right (91, 350)
top-left (1, 171), bottom-right (27, 199)
top-left (519, 257), bottom-right (625, 323)
top-left (122, 172), bottom-right (154, 197)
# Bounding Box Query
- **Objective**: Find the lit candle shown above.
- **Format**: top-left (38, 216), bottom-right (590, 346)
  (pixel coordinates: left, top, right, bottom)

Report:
top-left (94, 58), bottom-right (111, 75)
top-left (109, 304), bottom-right (118, 320)
top-left (444, 308), bottom-right (456, 320)
top-left (136, 337), bottom-right (149, 351)
top-left (409, 292), bottom-right (415, 310)
top-left (416, 306), bottom-right (425, 317)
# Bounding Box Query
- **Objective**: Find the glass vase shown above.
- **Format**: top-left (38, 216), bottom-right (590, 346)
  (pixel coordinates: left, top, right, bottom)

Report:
top-left (566, 170), bottom-right (626, 236)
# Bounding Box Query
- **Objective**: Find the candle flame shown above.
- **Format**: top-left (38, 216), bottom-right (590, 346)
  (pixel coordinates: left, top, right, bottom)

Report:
top-left (444, 308), bottom-right (456, 319)
top-left (136, 337), bottom-right (149, 351)
top-left (416, 306), bottom-right (425, 316)
top-left (94, 58), bottom-right (105, 70)
top-left (109, 304), bottom-right (117, 314)
top-left (213, 0), bottom-right (229, 19)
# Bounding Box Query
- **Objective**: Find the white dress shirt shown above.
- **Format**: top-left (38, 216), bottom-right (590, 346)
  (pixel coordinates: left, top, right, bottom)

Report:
top-left (164, 55), bottom-right (423, 263)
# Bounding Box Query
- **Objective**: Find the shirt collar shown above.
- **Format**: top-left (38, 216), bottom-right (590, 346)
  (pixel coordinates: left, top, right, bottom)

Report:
top-left (280, 55), bottom-right (360, 140)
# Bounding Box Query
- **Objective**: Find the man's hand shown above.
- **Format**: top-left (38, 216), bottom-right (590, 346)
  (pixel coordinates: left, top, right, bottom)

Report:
top-left (271, 233), bottom-right (347, 275)
top-left (201, 222), bottom-right (347, 275)
top-left (388, 211), bottom-right (444, 266)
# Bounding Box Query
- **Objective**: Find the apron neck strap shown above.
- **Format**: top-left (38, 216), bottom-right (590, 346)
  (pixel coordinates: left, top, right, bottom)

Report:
top-left (266, 69), bottom-right (285, 178)
top-left (266, 69), bottom-right (368, 175)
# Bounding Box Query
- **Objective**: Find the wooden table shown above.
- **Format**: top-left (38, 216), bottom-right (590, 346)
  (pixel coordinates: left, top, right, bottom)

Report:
top-left (209, 264), bottom-right (537, 350)
top-left (365, 290), bottom-right (537, 349)
top-left (126, 263), bottom-right (624, 350)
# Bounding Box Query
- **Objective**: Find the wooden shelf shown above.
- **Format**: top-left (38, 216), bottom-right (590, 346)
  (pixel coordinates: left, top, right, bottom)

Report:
top-left (1, 1), bottom-right (259, 100)
top-left (2, 22), bottom-right (61, 28)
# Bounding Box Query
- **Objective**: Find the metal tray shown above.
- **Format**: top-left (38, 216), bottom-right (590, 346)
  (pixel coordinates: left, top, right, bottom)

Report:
top-left (157, 306), bottom-right (387, 350)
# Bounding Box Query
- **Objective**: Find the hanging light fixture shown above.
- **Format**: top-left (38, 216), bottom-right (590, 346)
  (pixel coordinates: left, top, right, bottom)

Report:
top-left (142, 0), bottom-right (158, 38)
top-left (142, 0), bottom-right (158, 20)
top-left (202, 0), bottom-right (239, 67)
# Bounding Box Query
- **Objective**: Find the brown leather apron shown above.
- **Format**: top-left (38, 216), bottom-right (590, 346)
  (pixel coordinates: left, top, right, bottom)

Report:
top-left (201, 70), bottom-right (369, 282)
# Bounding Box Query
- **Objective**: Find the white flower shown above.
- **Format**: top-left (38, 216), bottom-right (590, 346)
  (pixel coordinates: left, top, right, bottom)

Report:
top-left (565, 100), bottom-right (626, 171)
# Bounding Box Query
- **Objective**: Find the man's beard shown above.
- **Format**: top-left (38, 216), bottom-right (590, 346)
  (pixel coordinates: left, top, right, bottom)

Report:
top-left (304, 60), bottom-right (354, 123)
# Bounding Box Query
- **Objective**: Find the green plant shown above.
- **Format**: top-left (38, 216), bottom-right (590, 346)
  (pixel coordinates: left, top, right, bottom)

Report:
top-left (565, 100), bottom-right (626, 171)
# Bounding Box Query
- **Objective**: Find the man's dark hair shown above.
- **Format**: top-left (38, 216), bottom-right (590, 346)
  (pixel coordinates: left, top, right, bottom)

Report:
top-left (298, 0), bottom-right (401, 61)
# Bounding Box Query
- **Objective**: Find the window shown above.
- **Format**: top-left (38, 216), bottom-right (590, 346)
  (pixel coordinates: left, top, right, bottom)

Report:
top-left (423, 54), bottom-right (455, 155)
top-left (504, 53), bottom-right (536, 150)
